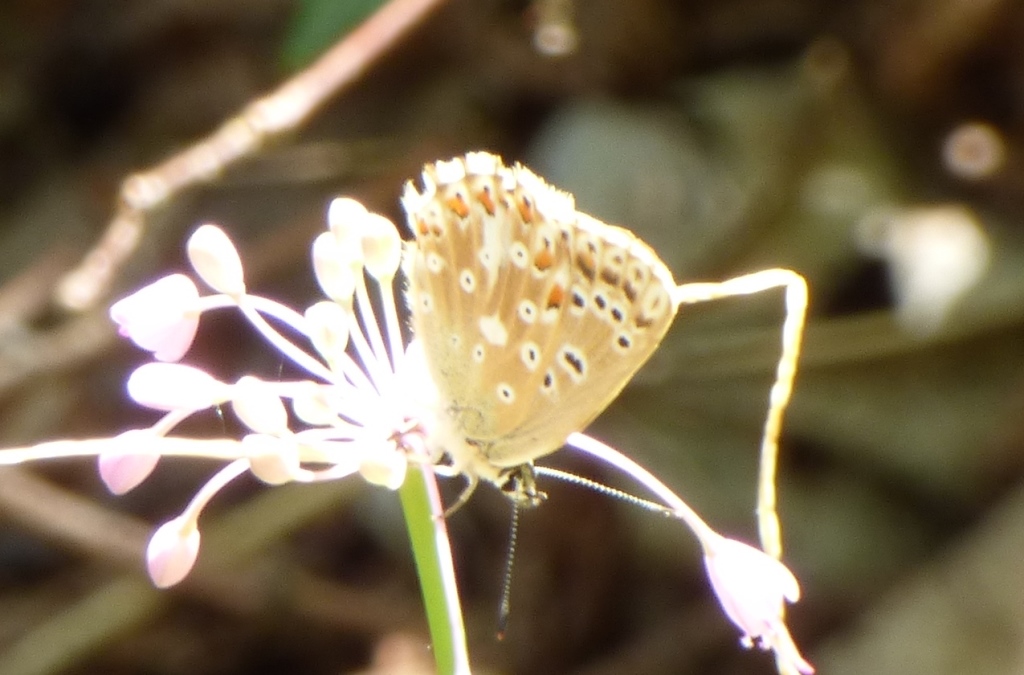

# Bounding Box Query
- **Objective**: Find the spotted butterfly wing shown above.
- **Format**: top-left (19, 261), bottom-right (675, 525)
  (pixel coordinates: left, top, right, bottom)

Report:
top-left (401, 152), bottom-right (676, 488)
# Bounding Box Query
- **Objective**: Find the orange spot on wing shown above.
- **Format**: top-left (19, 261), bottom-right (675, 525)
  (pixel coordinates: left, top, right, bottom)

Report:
top-left (477, 187), bottom-right (496, 215)
top-left (534, 249), bottom-right (554, 271)
top-left (516, 194), bottom-right (535, 223)
top-left (415, 217), bottom-right (429, 236)
top-left (446, 194), bottom-right (470, 218)
top-left (546, 283), bottom-right (565, 310)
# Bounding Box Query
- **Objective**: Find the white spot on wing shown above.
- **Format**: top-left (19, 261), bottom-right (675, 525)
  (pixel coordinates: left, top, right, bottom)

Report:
top-left (518, 300), bottom-right (537, 324)
top-left (426, 252), bottom-right (445, 273)
top-left (510, 242), bottom-right (529, 268)
top-left (479, 211), bottom-right (512, 289)
top-left (479, 314), bottom-right (508, 346)
top-left (496, 383), bottom-right (515, 404)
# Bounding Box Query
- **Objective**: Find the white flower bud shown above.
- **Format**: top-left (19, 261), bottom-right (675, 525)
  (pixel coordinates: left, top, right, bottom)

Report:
top-left (231, 376), bottom-right (288, 435)
top-left (358, 442), bottom-right (407, 491)
top-left (304, 300), bottom-right (351, 368)
top-left (127, 363), bottom-right (230, 412)
top-left (291, 384), bottom-right (340, 426)
top-left (327, 197), bottom-right (370, 249)
top-left (312, 232), bottom-right (357, 302)
top-left (243, 434), bottom-right (299, 485)
top-left (361, 213), bottom-right (402, 281)
top-left (187, 224), bottom-right (246, 296)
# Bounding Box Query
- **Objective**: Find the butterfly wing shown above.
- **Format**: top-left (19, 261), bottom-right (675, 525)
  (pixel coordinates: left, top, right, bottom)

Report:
top-left (402, 152), bottom-right (676, 475)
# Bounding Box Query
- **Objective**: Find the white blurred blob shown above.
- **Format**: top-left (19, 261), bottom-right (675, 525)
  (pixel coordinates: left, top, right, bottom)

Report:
top-left (858, 205), bottom-right (991, 336)
top-left (942, 121), bottom-right (1006, 181)
top-left (532, 0), bottom-right (578, 56)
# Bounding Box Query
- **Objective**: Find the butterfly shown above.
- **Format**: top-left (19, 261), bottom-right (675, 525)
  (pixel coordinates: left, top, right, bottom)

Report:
top-left (400, 152), bottom-right (681, 505)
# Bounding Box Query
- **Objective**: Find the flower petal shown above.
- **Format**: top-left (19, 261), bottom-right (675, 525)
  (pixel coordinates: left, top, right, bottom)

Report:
top-left (109, 274), bottom-right (200, 362)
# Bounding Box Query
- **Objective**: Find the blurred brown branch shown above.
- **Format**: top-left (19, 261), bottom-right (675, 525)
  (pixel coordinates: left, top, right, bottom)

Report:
top-left (55, 0), bottom-right (448, 312)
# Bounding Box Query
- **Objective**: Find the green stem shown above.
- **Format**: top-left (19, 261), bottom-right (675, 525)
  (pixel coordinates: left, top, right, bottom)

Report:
top-left (398, 465), bottom-right (470, 674)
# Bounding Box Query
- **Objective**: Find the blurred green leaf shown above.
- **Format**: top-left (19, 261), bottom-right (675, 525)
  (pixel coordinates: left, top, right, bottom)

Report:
top-left (280, 0), bottom-right (385, 71)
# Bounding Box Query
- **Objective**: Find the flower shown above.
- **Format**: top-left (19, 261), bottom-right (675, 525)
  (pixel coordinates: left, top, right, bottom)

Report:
top-left (702, 534), bottom-right (814, 674)
top-left (100, 204), bottom-right (430, 589)
top-left (109, 274), bottom-right (200, 362)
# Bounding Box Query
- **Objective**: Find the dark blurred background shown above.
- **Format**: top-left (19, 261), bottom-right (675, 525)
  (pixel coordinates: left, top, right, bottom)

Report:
top-left (0, 0), bottom-right (1023, 673)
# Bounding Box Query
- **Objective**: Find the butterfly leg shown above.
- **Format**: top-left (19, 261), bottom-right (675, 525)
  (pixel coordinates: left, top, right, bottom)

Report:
top-left (670, 268), bottom-right (808, 561)
top-left (498, 464), bottom-right (547, 508)
top-left (443, 472), bottom-right (479, 519)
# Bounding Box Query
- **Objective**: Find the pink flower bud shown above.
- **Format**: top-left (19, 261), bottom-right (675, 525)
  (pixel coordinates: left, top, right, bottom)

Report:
top-left (146, 517), bottom-right (201, 588)
top-left (703, 536), bottom-right (814, 674)
top-left (109, 274), bottom-right (200, 362)
top-left (127, 363), bottom-right (229, 412)
top-left (98, 431), bottom-right (160, 495)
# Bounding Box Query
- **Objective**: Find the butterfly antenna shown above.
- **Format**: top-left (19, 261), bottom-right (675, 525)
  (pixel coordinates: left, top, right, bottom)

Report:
top-left (533, 466), bottom-right (676, 517)
top-left (495, 502), bottom-right (521, 640)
